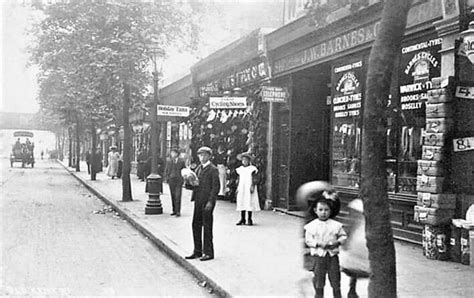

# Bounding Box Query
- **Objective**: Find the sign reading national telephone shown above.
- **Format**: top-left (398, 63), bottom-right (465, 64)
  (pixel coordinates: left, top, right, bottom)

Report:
top-left (261, 86), bottom-right (288, 103)
top-left (209, 97), bottom-right (247, 109)
top-left (157, 105), bottom-right (190, 117)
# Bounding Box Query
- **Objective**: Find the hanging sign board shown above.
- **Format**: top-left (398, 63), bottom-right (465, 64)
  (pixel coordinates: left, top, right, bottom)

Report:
top-left (157, 105), bottom-right (190, 117)
top-left (453, 137), bottom-right (474, 152)
top-left (209, 97), bottom-right (247, 109)
top-left (261, 86), bottom-right (288, 103)
top-left (455, 86), bottom-right (474, 100)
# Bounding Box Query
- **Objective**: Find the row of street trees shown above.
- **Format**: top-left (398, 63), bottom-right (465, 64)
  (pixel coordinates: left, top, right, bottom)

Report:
top-left (29, 0), bottom-right (198, 201)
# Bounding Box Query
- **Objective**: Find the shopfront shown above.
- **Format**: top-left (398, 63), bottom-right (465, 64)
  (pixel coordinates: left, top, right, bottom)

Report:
top-left (266, 0), bottom-right (458, 243)
top-left (189, 29), bottom-right (272, 206)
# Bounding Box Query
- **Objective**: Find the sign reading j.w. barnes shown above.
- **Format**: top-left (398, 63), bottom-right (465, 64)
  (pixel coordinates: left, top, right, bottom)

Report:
top-left (261, 86), bottom-right (288, 103)
top-left (273, 21), bottom-right (380, 75)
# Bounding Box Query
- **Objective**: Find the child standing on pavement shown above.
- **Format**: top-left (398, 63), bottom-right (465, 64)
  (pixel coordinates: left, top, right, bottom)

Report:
top-left (235, 152), bottom-right (260, 226)
top-left (304, 191), bottom-right (346, 298)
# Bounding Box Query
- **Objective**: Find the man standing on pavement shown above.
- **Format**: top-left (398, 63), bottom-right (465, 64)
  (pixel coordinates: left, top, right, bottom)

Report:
top-left (164, 148), bottom-right (186, 217)
top-left (185, 146), bottom-right (220, 261)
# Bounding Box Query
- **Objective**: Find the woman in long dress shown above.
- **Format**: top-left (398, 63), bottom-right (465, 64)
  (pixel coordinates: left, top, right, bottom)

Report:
top-left (106, 146), bottom-right (120, 179)
top-left (235, 152), bottom-right (260, 226)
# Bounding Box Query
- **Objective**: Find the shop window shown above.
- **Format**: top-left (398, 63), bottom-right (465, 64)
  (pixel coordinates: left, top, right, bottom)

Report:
top-left (331, 58), bottom-right (364, 188)
top-left (329, 36), bottom-right (441, 195)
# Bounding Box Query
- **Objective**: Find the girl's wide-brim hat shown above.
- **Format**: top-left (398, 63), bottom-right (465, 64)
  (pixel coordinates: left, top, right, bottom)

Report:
top-left (181, 168), bottom-right (198, 184)
top-left (237, 152), bottom-right (254, 161)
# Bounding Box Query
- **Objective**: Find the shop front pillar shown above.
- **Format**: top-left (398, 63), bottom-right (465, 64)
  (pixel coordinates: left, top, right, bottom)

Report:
top-left (434, 1), bottom-right (461, 77)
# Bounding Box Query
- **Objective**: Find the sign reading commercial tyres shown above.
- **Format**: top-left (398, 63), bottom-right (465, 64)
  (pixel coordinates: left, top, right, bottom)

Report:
top-left (209, 97), bottom-right (247, 109)
top-left (399, 37), bottom-right (442, 112)
top-left (273, 21), bottom-right (380, 75)
top-left (332, 60), bottom-right (364, 119)
top-left (199, 60), bottom-right (269, 97)
top-left (261, 86), bottom-right (288, 103)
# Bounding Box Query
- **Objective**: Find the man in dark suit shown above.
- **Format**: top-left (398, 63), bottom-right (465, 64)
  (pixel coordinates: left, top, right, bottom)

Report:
top-left (185, 146), bottom-right (220, 261)
top-left (164, 148), bottom-right (186, 216)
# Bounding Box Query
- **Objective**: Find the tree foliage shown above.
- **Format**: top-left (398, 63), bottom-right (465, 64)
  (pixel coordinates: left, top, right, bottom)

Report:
top-left (30, 0), bottom-right (198, 128)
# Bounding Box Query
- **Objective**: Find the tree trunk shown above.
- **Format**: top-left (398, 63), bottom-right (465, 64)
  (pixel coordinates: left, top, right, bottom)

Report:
top-left (68, 128), bottom-right (73, 167)
top-left (122, 82), bottom-right (133, 201)
top-left (362, 1), bottom-right (411, 297)
top-left (91, 122), bottom-right (97, 181)
top-left (75, 116), bottom-right (81, 172)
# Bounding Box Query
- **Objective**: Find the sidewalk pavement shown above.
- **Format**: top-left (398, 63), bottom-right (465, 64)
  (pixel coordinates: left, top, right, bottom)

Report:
top-left (64, 161), bottom-right (474, 297)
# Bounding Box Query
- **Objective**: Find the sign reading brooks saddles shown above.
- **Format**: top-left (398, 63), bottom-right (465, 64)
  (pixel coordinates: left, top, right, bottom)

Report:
top-left (157, 105), bottom-right (190, 117)
top-left (209, 97), bottom-right (247, 109)
top-left (261, 86), bottom-right (288, 103)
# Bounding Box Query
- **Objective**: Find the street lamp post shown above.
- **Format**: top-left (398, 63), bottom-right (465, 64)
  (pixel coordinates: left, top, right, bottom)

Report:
top-left (145, 42), bottom-right (163, 215)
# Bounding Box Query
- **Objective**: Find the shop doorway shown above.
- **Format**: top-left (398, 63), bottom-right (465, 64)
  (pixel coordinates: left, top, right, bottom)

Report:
top-left (288, 64), bottom-right (331, 209)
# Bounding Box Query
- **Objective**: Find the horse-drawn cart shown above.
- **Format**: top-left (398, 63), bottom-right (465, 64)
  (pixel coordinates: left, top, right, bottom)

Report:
top-left (10, 131), bottom-right (35, 168)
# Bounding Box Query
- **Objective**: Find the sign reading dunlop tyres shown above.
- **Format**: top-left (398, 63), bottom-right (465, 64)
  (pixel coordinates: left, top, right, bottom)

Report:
top-left (209, 97), bottom-right (247, 109)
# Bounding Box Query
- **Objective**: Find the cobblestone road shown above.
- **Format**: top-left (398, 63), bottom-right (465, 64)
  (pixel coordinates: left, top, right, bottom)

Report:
top-left (0, 159), bottom-right (211, 296)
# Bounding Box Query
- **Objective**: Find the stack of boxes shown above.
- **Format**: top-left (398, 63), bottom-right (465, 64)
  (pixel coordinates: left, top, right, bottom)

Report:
top-left (414, 77), bottom-right (455, 260)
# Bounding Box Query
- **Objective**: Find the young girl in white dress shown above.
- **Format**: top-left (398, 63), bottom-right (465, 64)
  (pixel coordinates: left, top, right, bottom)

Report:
top-left (235, 152), bottom-right (260, 226)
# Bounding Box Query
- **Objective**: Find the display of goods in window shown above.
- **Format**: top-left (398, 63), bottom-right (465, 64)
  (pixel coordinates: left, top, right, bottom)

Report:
top-left (417, 160), bottom-right (445, 176)
top-left (425, 103), bottom-right (453, 118)
top-left (422, 224), bottom-right (450, 261)
top-left (417, 192), bottom-right (456, 209)
top-left (414, 205), bottom-right (454, 225)
top-left (430, 76), bottom-right (455, 90)
top-left (426, 88), bottom-right (453, 103)
top-left (422, 145), bottom-right (445, 161)
top-left (461, 226), bottom-right (473, 265)
top-left (416, 175), bottom-right (445, 193)
top-left (425, 118), bottom-right (453, 133)
top-left (450, 220), bottom-right (463, 263)
top-left (422, 132), bottom-right (446, 147)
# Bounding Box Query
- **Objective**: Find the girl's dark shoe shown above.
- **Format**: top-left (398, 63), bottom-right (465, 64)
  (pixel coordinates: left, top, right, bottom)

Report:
top-left (247, 219), bottom-right (253, 226)
top-left (236, 219), bottom-right (246, 225)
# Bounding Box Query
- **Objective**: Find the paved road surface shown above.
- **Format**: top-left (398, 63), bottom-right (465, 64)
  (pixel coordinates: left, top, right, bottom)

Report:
top-left (0, 159), bottom-right (212, 296)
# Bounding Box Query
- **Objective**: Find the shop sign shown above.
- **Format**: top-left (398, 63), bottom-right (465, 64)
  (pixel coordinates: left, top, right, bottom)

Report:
top-left (399, 37), bottom-right (442, 113)
top-left (455, 86), bottom-right (474, 99)
top-left (156, 105), bottom-right (190, 117)
top-left (273, 21), bottom-right (380, 75)
top-left (461, 21), bottom-right (474, 64)
top-left (332, 60), bottom-right (364, 119)
top-left (209, 96), bottom-right (247, 109)
top-left (261, 86), bottom-right (288, 103)
top-left (453, 137), bottom-right (474, 152)
top-left (199, 60), bottom-right (269, 97)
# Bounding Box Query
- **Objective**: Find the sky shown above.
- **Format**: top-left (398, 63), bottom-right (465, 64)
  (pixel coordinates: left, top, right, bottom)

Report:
top-left (0, 0), bottom-right (286, 114)
top-left (1, 1), bottom-right (41, 114)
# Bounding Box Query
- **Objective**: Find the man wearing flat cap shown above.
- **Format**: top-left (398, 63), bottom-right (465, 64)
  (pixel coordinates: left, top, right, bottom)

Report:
top-left (185, 146), bottom-right (220, 261)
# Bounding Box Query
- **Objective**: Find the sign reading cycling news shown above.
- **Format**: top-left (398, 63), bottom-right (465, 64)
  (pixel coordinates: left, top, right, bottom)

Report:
top-left (261, 86), bottom-right (288, 103)
top-left (156, 105), bottom-right (190, 117)
top-left (209, 97), bottom-right (247, 109)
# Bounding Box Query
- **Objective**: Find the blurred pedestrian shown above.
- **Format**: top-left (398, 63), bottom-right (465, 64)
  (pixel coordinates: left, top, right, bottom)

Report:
top-left (106, 146), bottom-right (120, 179)
top-left (214, 144), bottom-right (227, 200)
top-left (304, 190), bottom-right (346, 298)
top-left (339, 199), bottom-right (370, 298)
top-left (137, 148), bottom-right (148, 181)
top-left (185, 146), bottom-right (219, 262)
top-left (235, 152), bottom-right (260, 226)
top-left (164, 148), bottom-right (186, 216)
top-left (41, 150), bottom-right (44, 160)
top-left (85, 150), bottom-right (91, 174)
